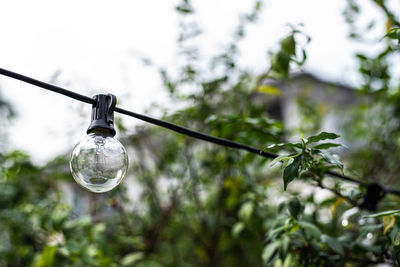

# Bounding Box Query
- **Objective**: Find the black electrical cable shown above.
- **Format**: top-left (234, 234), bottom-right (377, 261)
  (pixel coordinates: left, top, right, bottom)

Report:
top-left (0, 67), bottom-right (398, 197)
top-left (114, 106), bottom-right (277, 158)
top-left (0, 68), bottom-right (96, 105)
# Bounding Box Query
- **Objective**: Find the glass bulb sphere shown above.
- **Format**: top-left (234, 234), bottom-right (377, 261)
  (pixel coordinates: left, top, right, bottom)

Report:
top-left (70, 130), bottom-right (128, 193)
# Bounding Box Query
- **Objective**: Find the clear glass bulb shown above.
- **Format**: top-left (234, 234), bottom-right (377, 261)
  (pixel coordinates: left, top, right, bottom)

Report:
top-left (70, 129), bottom-right (128, 193)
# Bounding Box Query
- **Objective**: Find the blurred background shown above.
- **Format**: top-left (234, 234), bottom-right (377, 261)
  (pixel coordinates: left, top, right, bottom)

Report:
top-left (1, 0), bottom-right (400, 266)
top-left (1, 0), bottom-right (385, 162)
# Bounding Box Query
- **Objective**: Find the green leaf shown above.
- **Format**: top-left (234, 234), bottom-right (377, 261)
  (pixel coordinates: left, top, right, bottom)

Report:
top-left (389, 224), bottom-right (400, 246)
top-left (307, 132), bottom-right (340, 144)
top-left (283, 254), bottom-right (293, 267)
top-left (35, 246), bottom-right (57, 267)
top-left (238, 202), bottom-right (254, 221)
top-left (270, 154), bottom-right (295, 167)
top-left (257, 85), bottom-right (282, 95)
top-left (295, 49), bottom-right (307, 67)
top-left (176, 5), bottom-right (193, 14)
top-left (271, 51), bottom-right (290, 78)
top-left (284, 218), bottom-right (299, 233)
top-left (288, 197), bottom-right (301, 219)
top-left (282, 157), bottom-right (294, 169)
top-left (232, 222), bottom-right (245, 237)
top-left (383, 28), bottom-right (400, 40)
top-left (313, 143), bottom-right (341, 150)
top-left (356, 53), bottom-right (368, 60)
top-left (273, 259), bottom-right (283, 267)
top-left (283, 156), bottom-right (301, 190)
top-left (383, 215), bottom-right (396, 234)
top-left (267, 226), bottom-right (285, 239)
top-left (299, 221), bottom-right (322, 239)
top-left (398, 30), bottom-right (400, 44)
top-left (262, 241), bottom-right (280, 263)
top-left (281, 235), bottom-right (290, 254)
top-left (266, 143), bottom-right (302, 150)
top-left (364, 209), bottom-right (400, 218)
top-left (281, 35), bottom-right (296, 56)
top-left (329, 197), bottom-right (344, 217)
top-left (255, 1), bottom-right (262, 11)
top-left (320, 234), bottom-right (344, 255)
top-left (316, 150), bottom-right (343, 170)
top-left (121, 252), bottom-right (144, 266)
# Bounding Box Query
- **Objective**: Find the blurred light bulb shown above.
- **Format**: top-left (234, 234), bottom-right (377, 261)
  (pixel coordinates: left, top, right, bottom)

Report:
top-left (70, 94), bottom-right (128, 193)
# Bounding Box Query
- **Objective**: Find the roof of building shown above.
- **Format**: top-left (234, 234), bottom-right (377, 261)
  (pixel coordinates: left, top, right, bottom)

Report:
top-left (262, 72), bottom-right (355, 92)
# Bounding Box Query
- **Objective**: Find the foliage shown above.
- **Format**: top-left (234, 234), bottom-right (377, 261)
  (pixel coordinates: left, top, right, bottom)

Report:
top-left (1, 0), bottom-right (400, 266)
top-left (267, 132), bottom-right (343, 190)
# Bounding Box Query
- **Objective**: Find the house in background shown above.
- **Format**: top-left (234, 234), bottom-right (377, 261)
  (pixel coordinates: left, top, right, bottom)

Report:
top-left (258, 73), bottom-right (359, 147)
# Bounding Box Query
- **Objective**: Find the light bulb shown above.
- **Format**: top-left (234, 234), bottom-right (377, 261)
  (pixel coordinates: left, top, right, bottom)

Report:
top-left (70, 93), bottom-right (128, 193)
top-left (70, 129), bottom-right (128, 193)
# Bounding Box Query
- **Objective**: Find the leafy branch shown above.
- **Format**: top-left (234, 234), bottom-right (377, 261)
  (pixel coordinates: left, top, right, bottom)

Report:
top-left (267, 131), bottom-right (344, 190)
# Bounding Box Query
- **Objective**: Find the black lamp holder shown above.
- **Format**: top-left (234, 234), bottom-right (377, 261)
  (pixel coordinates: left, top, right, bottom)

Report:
top-left (87, 94), bottom-right (117, 136)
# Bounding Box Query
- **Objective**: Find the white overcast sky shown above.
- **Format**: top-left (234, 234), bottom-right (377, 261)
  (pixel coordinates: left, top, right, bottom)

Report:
top-left (0, 0), bottom-right (395, 163)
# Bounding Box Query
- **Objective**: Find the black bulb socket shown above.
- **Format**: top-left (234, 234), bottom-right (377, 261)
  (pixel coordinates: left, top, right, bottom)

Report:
top-left (87, 94), bottom-right (117, 137)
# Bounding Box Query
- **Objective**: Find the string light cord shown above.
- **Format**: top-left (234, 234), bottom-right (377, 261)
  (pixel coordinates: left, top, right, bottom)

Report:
top-left (0, 68), bottom-right (95, 105)
top-left (1, 67), bottom-right (399, 199)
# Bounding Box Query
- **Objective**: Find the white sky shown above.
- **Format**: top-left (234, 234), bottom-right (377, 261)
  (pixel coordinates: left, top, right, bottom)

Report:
top-left (0, 0), bottom-right (394, 163)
